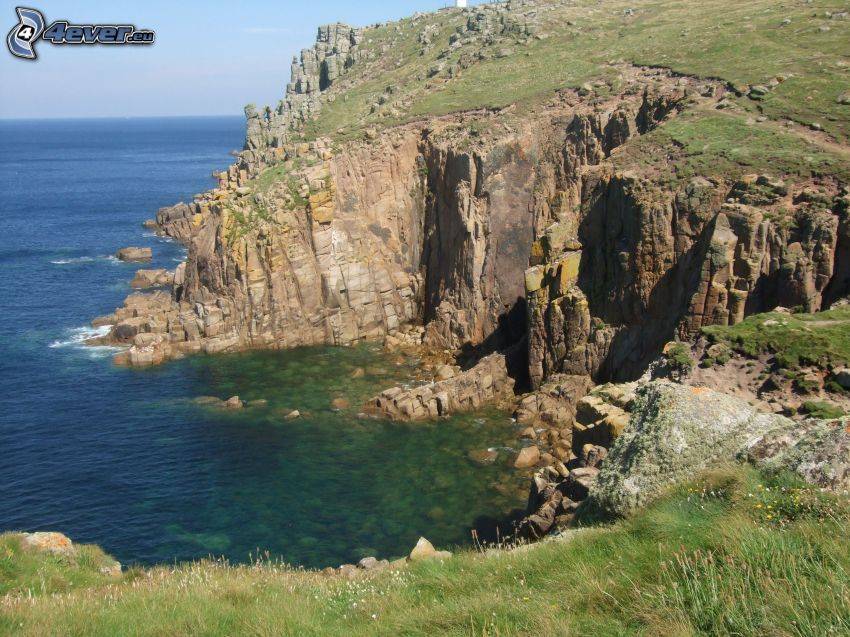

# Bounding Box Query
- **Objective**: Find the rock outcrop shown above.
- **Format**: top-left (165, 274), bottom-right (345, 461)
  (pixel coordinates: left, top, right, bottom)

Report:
top-left (94, 45), bottom-right (848, 437)
top-left (238, 24), bottom-right (364, 176)
top-left (588, 381), bottom-right (795, 517)
top-left (364, 352), bottom-right (513, 420)
top-left (21, 532), bottom-right (76, 559)
top-left (115, 247), bottom-right (152, 262)
top-left (745, 417), bottom-right (850, 494)
top-left (518, 378), bottom-right (848, 536)
top-left (129, 269), bottom-right (173, 289)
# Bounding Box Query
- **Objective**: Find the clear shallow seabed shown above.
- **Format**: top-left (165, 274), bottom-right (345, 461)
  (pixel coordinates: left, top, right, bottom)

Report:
top-left (0, 118), bottom-right (526, 568)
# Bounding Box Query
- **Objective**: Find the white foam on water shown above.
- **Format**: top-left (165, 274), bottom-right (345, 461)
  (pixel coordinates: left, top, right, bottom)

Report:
top-left (50, 255), bottom-right (122, 266)
top-left (49, 325), bottom-right (112, 349)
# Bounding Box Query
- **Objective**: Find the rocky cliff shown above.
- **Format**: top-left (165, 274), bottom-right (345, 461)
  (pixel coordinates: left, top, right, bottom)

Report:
top-left (93, 1), bottom-right (849, 418)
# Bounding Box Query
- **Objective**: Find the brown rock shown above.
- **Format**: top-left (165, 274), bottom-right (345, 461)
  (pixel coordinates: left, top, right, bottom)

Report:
top-left (579, 444), bottom-right (608, 469)
top-left (129, 269), bottom-right (172, 289)
top-left (409, 537), bottom-right (452, 561)
top-left (514, 445), bottom-right (541, 469)
top-left (468, 449), bottom-right (499, 464)
top-left (331, 397), bottom-right (350, 410)
top-left (224, 396), bottom-right (244, 410)
top-left (115, 247), bottom-right (152, 262)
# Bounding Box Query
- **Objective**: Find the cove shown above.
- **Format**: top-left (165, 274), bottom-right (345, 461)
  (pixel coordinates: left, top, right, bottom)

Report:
top-left (0, 117), bottom-right (526, 569)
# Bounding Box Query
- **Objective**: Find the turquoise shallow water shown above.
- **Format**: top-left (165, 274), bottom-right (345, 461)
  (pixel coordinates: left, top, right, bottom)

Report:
top-left (135, 345), bottom-right (526, 567)
top-left (0, 117), bottom-right (527, 568)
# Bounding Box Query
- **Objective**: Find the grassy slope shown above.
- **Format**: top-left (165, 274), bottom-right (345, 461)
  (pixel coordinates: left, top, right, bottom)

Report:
top-left (702, 306), bottom-right (850, 369)
top-left (296, 0), bottom-right (849, 182)
top-left (2, 466), bottom-right (848, 636)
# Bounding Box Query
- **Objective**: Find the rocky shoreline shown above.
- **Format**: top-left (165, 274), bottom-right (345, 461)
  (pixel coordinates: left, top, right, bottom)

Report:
top-left (77, 0), bottom-right (849, 568)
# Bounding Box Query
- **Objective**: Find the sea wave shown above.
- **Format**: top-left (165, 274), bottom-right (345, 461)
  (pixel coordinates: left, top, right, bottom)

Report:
top-left (50, 255), bottom-right (121, 265)
top-left (49, 325), bottom-right (112, 349)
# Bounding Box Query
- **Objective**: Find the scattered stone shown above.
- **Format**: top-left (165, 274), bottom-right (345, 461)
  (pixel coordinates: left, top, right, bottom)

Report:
top-left (115, 247), bottom-right (152, 262)
top-left (563, 467), bottom-right (599, 501)
top-left (338, 564), bottom-right (359, 579)
top-left (21, 532), bottom-right (76, 559)
top-left (514, 445), bottom-right (540, 469)
top-left (579, 444), bottom-right (608, 469)
top-left (100, 562), bottom-right (123, 577)
top-left (433, 364), bottom-right (456, 381)
top-left (129, 269), bottom-right (172, 289)
top-left (224, 396), bottom-right (244, 410)
top-left (247, 399), bottom-right (268, 407)
top-left (350, 367), bottom-right (366, 379)
top-left (357, 556), bottom-right (390, 570)
top-left (365, 353), bottom-right (514, 421)
top-left (409, 537), bottom-right (452, 561)
top-left (748, 85), bottom-right (770, 100)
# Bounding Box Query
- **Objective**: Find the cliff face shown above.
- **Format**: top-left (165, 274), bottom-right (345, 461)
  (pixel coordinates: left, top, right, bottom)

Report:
top-left (100, 63), bottom-right (848, 389)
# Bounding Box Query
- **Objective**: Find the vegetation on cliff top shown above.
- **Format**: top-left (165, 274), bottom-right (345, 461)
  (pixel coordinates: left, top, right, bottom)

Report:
top-left (292, 0), bottom-right (849, 183)
top-left (3, 466), bottom-right (848, 636)
top-left (702, 306), bottom-right (850, 370)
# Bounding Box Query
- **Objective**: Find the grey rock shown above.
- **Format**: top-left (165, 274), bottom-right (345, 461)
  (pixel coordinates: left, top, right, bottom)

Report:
top-left (745, 419), bottom-right (850, 493)
top-left (588, 381), bottom-right (794, 517)
top-left (834, 369), bottom-right (850, 390)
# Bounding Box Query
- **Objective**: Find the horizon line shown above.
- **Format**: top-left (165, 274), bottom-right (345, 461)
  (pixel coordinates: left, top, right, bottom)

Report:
top-left (0, 114), bottom-right (245, 121)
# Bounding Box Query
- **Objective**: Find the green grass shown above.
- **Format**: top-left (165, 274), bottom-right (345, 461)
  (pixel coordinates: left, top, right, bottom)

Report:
top-left (3, 466), bottom-right (849, 636)
top-left (615, 109), bottom-right (850, 183)
top-left (801, 400), bottom-right (847, 419)
top-left (0, 535), bottom-right (119, 596)
top-left (297, 0), bottom-right (850, 152)
top-left (702, 306), bottom-right (850, 370)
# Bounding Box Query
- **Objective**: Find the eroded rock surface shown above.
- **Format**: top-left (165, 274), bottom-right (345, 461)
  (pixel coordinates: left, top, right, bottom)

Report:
top-left (588, 381), bottom-right (796, 517)
top-left (364, 352), bottom-right (513, 420)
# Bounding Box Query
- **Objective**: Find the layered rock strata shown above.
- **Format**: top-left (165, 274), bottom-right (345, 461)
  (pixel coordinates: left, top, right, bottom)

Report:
top-left (96, 64), bottom-right (848, 433)
top-left (363, 353), bottom-right (514, 420)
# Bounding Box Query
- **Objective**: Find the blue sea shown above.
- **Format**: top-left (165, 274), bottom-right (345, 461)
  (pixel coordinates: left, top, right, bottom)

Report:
top-left (0, 117), bottom-right (524, 568)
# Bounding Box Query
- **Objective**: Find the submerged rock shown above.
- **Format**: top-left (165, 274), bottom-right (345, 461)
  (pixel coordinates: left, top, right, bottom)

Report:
top-left (224, 396), bottom-right (244, 410)
top-left (331, 397), bottom-right (351, 410)
top-left (468, 449), bottom-right (499, 464)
